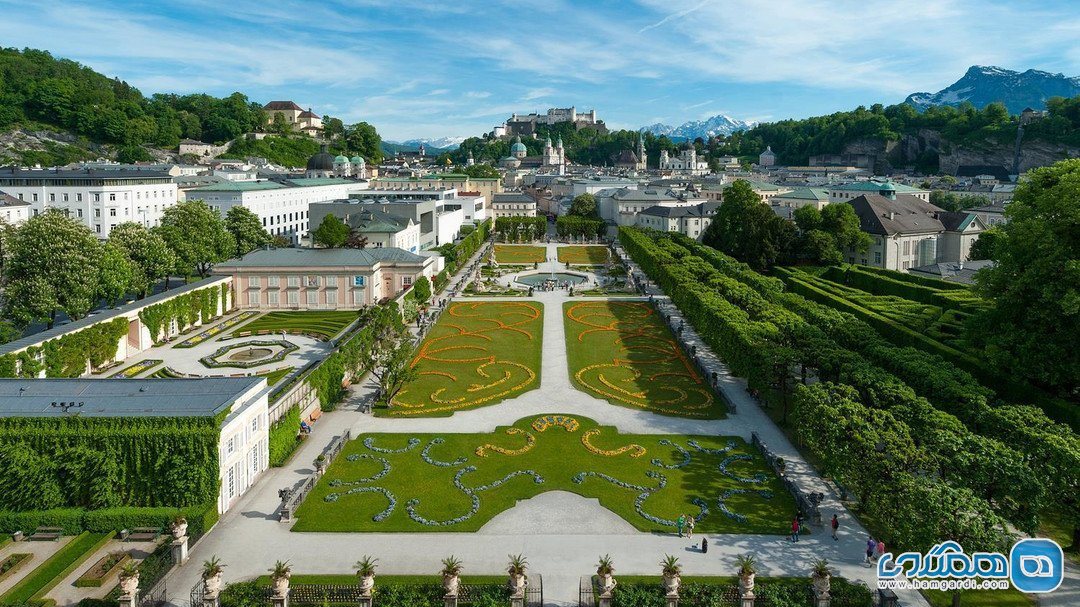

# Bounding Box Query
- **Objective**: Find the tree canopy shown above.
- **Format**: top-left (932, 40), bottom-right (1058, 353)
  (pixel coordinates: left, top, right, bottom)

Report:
top-left (156, 200), bottom-right (235, 277)
top-left (970, 159), bottom-right (1080, 399)
top-left (701, 180), bottom-right (795, 271)
top-left (225, 206), bottom-right (273, 257)
top-left (312, 215), bottom-right (350, 248)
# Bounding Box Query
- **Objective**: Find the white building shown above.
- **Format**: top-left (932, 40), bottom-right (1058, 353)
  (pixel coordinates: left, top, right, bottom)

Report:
top-left (635, 201), bottom-right (720, 241)
top-left (0, 377), bottom-right (269, 515)
top-left (0, 168), bottom-right (178, 238)
top-left (185, 178), bottom-right (356, 245)
top-left (659, 148), bottom-right (710, 175)
top-left (597, 187), bottom-right (705, 226)
top-left (451, 194), bottom-right (487, 223)
top-left (827, 180), bottom-right (930, 203)
top-left (0, 191), bottom-right (31, 226)
top-left (491, 192), bottom-right (537, 218)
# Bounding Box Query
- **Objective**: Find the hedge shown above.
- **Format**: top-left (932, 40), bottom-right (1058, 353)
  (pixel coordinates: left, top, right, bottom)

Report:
top-left (0, 503), bottom-right (219, 540)
top-left (0, 416), bottom-right (221, 510)
top-left (0, 318), bottom-right (129, 379)
top-left (268, 405), bottom-right (303, 467)
top-left (856, 263), bottom-right (970, 290)
top-left (823, 265), bottom-right (982, 312)
top-left (0, 531), bottom-right (112, 605)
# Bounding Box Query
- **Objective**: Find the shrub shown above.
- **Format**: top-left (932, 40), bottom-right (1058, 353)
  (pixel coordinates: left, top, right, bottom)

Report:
top-left (269, 406), bottom-right (303, 467)
top-left (0, 531), bottom-right (111, 605)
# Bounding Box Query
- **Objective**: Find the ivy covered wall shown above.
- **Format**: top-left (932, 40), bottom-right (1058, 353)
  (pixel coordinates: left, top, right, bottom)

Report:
top-left (138, 283), bottom-right (230, 344)
top-left (0, 318), bottom-right (129, 378)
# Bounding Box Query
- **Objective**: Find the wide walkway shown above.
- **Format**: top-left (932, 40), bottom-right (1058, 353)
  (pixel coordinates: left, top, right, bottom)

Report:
top-left (164, 242), bottom-right (935, 606)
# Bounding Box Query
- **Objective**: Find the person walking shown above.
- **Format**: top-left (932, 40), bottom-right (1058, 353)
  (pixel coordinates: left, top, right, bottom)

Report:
top-left (676, 514), bottom-right (686, 538)
top-left (875, 539), bottom-right (886, 563)
top-left (790, 516), bottom-right (800, 542)
top-left (865, 537), bottom-right (876, 565)
top-left (831, 514), bottom-right (839, 541)
top-left (686, 515), bottom-right (695, 539)
top-left (701, 537), bottom-right (708, 553)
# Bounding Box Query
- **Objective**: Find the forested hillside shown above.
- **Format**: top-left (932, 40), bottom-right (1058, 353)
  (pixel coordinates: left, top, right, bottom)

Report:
top-left (0, 47), bottom-right (383, 167)
top-left (453, 96), bottom-right (1080, 174)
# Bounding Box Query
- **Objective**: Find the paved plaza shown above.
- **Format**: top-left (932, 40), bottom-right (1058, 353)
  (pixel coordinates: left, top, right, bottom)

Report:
top-left (163, 243), bottom-right (944, 606)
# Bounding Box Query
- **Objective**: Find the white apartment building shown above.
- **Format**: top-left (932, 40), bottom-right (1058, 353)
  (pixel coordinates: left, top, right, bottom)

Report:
top-left (0, 168), bottom-right (178, 237)
top-left (828, 180), bottom-right (930, 203)
top-left (185, 178), bottom-right (356, 245)
top-left (635, 202), bottom-right (720, 241)
top-left (491, 193), bottom-right (537, 218)
top-left (0, 191), bottom-right (31, 226)
top-left (597, 188), bottom-right (706, 226)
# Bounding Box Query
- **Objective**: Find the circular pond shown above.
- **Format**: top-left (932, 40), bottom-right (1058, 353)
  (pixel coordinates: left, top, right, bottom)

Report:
top-left (227, 347), bottom-right (273, 362)
top-left (515, 272), bottom-right (588, 287)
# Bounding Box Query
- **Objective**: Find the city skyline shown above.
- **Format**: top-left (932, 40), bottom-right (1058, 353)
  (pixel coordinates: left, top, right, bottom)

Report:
top-left (0, 0), bottom-right (1078, 140)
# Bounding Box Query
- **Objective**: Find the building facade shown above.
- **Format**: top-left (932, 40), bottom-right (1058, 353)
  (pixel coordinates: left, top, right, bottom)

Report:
top-left (828, 180), bottom-right (930, 203)
top-left (491, 192), bottom-right (537, 218)
top-left (0, 191), bottom-right (31, 225)
top-left (659, 148), bottom-right (710, 175)
top-left (0, 168), bottom-right (177, 237)
top-left (635, 202), bottom-right (720, 240)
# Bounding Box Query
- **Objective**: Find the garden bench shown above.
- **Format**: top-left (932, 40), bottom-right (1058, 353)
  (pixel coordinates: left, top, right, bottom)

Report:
top-left (125, 527), bottom-right (161, 542)
top-left (29, 527), bottom-right (63, 541)
top-left (309, 409), bottom-right (322, 423)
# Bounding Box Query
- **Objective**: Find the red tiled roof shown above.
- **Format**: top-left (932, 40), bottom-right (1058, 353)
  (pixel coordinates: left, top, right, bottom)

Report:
top-left (264, 101), bottom-right (303, 111)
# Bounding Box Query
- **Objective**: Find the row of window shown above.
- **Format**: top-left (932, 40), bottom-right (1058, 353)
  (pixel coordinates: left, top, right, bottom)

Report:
top-left (246, 275), bottom-right (371, 288)
top-left (19, 190), bottom-right (172, 203)
top-left (248, 289), bottom-right (368, 306)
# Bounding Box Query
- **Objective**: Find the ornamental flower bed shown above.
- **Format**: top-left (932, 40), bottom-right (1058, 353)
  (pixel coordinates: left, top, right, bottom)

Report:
top-left (109, 359), bottom-right (163, 378)
top-left (74, 551), bottom-right (131, 588)
top-left (0, 554), bottom-right (31, 584)
top-left (200, 340), bottom-right (298, 369)
top-left (293, 415), bottom-right (793, 534)
top-left (175, 311), bottom-right (259, 348)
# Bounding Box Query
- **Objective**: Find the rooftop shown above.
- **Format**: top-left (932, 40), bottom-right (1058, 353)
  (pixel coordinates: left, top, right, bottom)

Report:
top-left (639, 202), bottom-right (720, 217)
top-left (831, 181), bottom-right (927, 193)
top-left (0, 191), bottom-right (29, 207)
top-left (0, 378), bottom-right (261, 418)
top-left (846, 194), bottom-right (947, 236)
top-left (214, 246), bottom-right (427, 269)
top-left (264, 101), bottom-right (304, 111)
top-left (773, 187), bottom-right (828, 201)
top-left (0, 168), bottom-right (173, 180)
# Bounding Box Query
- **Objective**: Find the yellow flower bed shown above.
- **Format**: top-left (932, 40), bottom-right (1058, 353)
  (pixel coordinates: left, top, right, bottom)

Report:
top-left (581, 428), bottom-right (647, 458)
top-left (475, 428), bottom-right (536, 457)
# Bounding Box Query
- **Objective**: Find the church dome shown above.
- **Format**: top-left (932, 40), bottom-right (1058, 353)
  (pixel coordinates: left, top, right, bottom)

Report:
top-left (306, 145), bottom-right (335, 171)
top-left (350, 156), bottom-right (365, 165)
top-left (333, 155), bottom-right (349, 164)
top-left (510, 137), bottom-right (526, 154)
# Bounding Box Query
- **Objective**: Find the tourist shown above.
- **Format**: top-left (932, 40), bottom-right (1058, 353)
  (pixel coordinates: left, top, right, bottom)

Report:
top-left (790, 516), bottom-right (800, 542)
top-left (299, 421), bottom-right (312, 435)
top-left (676, 514), bottom-right (686, 537)
top-left (831, 514), bottom-right (839, 541)
top-left (865, 537), bottom-right (876, 565)
top-left (701, 537), bottom-right (708, 553)
top-left (686, 515), bottom-right (695, 539)
top-left (875, 539), bottom-right (886, 563)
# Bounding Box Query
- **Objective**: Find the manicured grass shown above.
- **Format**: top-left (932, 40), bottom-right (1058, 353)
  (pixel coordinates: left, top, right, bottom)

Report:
top-left (258, 366), bottom-right (294, 387)
top-left (557, 245), bottom-right (610, 265)
top-left (231, 311), bottom-right (359, 340)
top-left (0, 531), bottom-right (111, 604)
top-left (563, 301), bottom-right (726, 419)
top-left (292, 414), bottom-right (792, 534)
top-left (922, 588), bottom-right (1035, 607)
top-left (493, 244), bottom-right (547, 264)
top-left (385, 301), bottom-right (543, 416)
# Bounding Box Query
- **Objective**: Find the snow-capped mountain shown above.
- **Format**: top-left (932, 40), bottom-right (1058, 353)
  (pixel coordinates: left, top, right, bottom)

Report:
top-left (905, 66), bottom-right (1080, 114)
top-left (386, 137), bottom-right (466, 150)
top-left (639, 115), bottom-right (753, 140)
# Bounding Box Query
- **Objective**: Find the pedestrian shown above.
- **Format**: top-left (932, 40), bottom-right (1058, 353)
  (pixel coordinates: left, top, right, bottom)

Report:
top-left (701, 537), bottom-right (708, 553)
top-left (865, 537), bottom-right (876, 565)
top-left (686, 515), bottom-right (695, 539)
top-left (875, 539), bottom-right (886, 563)
top-left (676, 514), bottom-right (686, 537)
top-left (831, 514), bottom-right (839, 541)
top-left (790, 516), bottom-right (800, 542)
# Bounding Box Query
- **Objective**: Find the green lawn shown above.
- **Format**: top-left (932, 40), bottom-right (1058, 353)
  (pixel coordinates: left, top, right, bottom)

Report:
top-left (494, 244), bottom-right (547, 264)
top-left (291, 414), bottom-right (792, 534)
top-left (563, 301), bottom-right (726, 419)
top-left (0, 531), bottom-right (111, 604)
top-left (385, 301), bottom-right (543, 416)
top-left (557, 245), bottom-right (610, 265)
top-left (922, 588), bottom-right (1035, 607)
top-left (258, 367), bottom-right (294, 387)
top-left (231, 311), bottom-right (359, 340)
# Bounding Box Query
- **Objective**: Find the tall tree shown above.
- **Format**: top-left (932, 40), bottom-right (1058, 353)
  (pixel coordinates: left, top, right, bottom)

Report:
top-left (968, 226), bottom-right (1002, 261)
top-left (4, 210), bottom-right (101, 327)
top-left (225, 206), bottom-right (272, 257)
top-left (568, 193), bottom-right (599, 218)
top-left (821, 202), bottom-right (872, 253)
top-left (156, 200), bottom-right (235, 277)
top-left (971, 159), bottom-right (1080, 398)
top-left (345, 122), bottom-right (383, 164)
top-left (702, 180), bottom-right (792, 270)
top-left (344, 229), bottom-right (369, 250)
top-left (108, 222), bottom-right (177, 298)
top-left (372, 334), bottom-right (419, 405)
top-left (312, 215), bottom-right (350, 248)
top-left (410, 276), bottom-right (431, 305)
top-left (96, 241), bottom-right (135, 307)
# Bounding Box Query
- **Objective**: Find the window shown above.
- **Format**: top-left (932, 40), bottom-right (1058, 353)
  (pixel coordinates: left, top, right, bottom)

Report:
top-left (353, 275), bottom-right (366, 287)
top-left (326, 291), bottom-right (337, 305)
top-left (32, 193), bottom-right (38, 202)
top-left (225, 435), bottom-right (236, 456)
top-left (248, 291), bottom-right (259, 306)
top-left (287, 291), bottom-right (299, 305)
top-left (62, 193), bottom-right (69, 202)
top-left (307, 291), bottom-right (318, 305)
top-left (402, 276), bottom-right (413, 287)
top-left (287, 275), bottom-right (300, 288)
top-left (49, 193), bottom-right (55, 202)
top-left (874, 252), bottom-right (882, 264)
top-left (248, 276), bottom-right (260, 288)
top-left (251, 418), bottom-right (259, 433)
top-left (95, 224), bottom-right (101, 233)
top-left (227, 467), bottom-right (235, 499)
top-left (903, 241), bottom-right (911, 255)
top-left (306, 276), bottom-right (319, 287)
top-left (268, 276), bottom-right (279, 287)
top-left (109, 208), bottom-right (117, 217)
top-left (77, 209), bottom-right (83, 218)
top-left (94, 193), bottom-right (101, 202)
top-left (268, 291), bottom-right (279, 306)
top-left (109, 193), bottom-right (116, 201)
top-left (326, 276), bottom-right (337, 287)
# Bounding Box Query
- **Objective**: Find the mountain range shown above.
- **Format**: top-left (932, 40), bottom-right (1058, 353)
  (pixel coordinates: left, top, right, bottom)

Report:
top-left (905, 65), bottom-right (1080, 114)
top-left (384, 137), bottom-right (466, 150)
top-left (639, 114), bottom-right (753, 140)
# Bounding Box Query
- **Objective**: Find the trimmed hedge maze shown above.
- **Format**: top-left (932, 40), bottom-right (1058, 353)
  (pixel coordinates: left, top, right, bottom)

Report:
top-left (291, 415), bottom-right (792, 533)
top-left (564, 301), bottom-right (725, 419)
top-left (388, 301), bottom-right (543, 416)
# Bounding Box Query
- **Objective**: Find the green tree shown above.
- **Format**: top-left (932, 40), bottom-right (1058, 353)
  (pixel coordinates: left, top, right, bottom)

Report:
top-left (156, 200), bottom-right (235, 277)
top-left (459, 163), bottom-right (500, 179)
top-left (411, 276), bottom-right (432, 305)
top-left (312, 215), bottom-right (350, 248)
top-left (568, 193), bottom-right (599, 218)
top-left (345, 122), bottom-right (383, 164)
top-left (970, 159), bottom-right (1080, 397)
top-left (225, 206), bottom-right (272, 256)
top-left (968, 226), bottom-right (1001, 261)
top-left (97, 241), bottom-right (135, 306)
top-left (5, 210), bottom-right (102, 327)
top-left (372, 334), bottom-right (419, 405)
top-left (792, 205), bottom-right (823, 232)
top-left (702, 180), bottom-right (792, 270)
top-left (108, 222), bottom-right (177, 298)
top-left (821, 202), bottom-right (871, 253)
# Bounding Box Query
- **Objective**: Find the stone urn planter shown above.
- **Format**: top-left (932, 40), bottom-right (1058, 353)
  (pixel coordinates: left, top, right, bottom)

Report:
top-left (355, 556), bottom-right (377, 596)
top-left (171, 518), bottom-right (188, 540)
top-left (203, 573), bottom-right (223, 597)
top-left (442, 574), bottom-right (460, 596)
top-left (660, 554), bottom-right (681, 596)
top-left (736, 554), bottom-right (757, 596)
top-left (359, 574), bottom-right (375, 595)
top-left (202, 557), bottom-right (226, 597)
top-left (119, 572), bottom-right (139, 596)
top-left (596, 554), bottom-right (616, 594)
top-left (272, 576), bottom-right (290, 597)
top-left (811, 559), bottom-right (831, 599)
top-left (507, 554), bottom-right (528, 594)
top-left (662, 573), bottom-right (680, 595)
top-left (441, 556), bottom-right (463, 596)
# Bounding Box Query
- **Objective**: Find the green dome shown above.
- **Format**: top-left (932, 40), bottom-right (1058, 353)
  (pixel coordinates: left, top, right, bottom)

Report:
top-left (510, 141), bottom-right (526, 153)
top-left (350, 156), bottom-right (365, 164)
top-left (333, 155), bottom-right (349, 163)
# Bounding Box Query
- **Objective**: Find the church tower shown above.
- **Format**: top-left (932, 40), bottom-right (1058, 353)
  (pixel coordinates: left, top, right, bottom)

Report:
top-left (543, 136), bottom-right (557, 166)
top-left (636, 134), bottom-right (647, 171)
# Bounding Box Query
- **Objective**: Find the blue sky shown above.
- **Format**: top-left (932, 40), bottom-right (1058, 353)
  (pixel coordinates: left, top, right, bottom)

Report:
top-left (1, 0), bottom-right (1078, 140)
